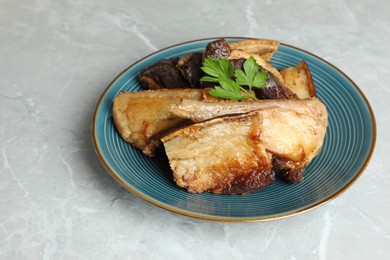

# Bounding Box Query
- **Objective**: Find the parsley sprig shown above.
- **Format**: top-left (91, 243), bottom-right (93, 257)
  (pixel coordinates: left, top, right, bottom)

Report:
top-left (200, 56), bottom-right (268, 100)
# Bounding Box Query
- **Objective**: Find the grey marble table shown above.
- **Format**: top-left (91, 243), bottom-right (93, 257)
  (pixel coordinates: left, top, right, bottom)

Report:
top-left (1, 0), bottom-right (389, 259)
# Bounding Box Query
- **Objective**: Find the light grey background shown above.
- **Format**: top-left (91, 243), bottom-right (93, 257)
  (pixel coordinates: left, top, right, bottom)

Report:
top-left (1, 0), bottom-right (388, 259)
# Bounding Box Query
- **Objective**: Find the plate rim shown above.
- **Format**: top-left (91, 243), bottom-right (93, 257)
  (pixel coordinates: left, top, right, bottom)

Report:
top-left (91, 37), bottom-right (377, 222)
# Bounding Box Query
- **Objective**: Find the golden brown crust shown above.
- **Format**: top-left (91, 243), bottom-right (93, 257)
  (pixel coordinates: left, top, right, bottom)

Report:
top-left (300, 61), bottom-right (316, 98)
top-left (229, 39), bottom-right (279, 61)
top-left (280, 61), bottom-right (316, 99)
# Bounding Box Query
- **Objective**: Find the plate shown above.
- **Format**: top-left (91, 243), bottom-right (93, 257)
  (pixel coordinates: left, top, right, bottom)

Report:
top-left (92, 37), bottom-right (376, 222)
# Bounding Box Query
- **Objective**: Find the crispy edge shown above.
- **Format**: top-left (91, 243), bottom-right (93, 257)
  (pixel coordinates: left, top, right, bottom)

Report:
top-left (280, 61), bottom-right (316, 99)
top-left (229, 39), bottom-right (279, 61)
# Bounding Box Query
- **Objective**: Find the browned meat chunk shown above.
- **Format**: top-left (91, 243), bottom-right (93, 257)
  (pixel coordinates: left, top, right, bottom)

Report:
top-left (230, 58), bottom-right (246, 70)
top-left (203, 38), bottom-right (232, 59)
top-left (255, 73), bottom-right (297, 99)
top-left (177, 53), bottom-right (203, 88)
top-left (225, 169), bottom-right (275, 194)
top-left (282, 168), bottom-right (305, 183)
top-left (139, 58), bottom-right (189, 90)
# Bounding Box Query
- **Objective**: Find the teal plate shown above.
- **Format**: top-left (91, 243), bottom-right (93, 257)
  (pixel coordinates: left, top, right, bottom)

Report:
top-left (92, 37), bottom-right (376, 222)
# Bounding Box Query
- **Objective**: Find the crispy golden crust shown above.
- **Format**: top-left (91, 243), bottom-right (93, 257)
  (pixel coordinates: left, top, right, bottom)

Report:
top-left (280, 61), bottom-right (316, 99)
top-left (229, 39), bottom-right (279, 61)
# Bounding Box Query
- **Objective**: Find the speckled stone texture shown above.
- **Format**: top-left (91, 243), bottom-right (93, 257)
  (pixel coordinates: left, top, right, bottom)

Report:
top-left (0, 0), bottom-right (388, 259)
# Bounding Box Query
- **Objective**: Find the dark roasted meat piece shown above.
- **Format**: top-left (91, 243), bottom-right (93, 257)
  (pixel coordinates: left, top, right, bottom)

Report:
top-left (272, 155), bottom-right (305, 183)
top-left (230, 58), bottom-right (246, 70)
top-left (139, 58), bottom-right (189, 89)
top-left (255, 72), bottom-right (297, 99)
top-left (177, 53), bottom-right (203, 88)
top-left (203, 38), bottom-right (231, 59)
top-left (222, 169), bottom-right (275, 194)
top-left (200, 38), bottom-right (232, 88)
top-left (282, 168), bottom-right (305, 183)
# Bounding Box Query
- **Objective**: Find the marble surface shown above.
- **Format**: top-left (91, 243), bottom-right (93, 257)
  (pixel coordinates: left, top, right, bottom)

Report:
top-left (0, 0), bottom-right (388, 259)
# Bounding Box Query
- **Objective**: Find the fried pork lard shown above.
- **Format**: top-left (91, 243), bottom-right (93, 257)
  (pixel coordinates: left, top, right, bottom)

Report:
top-left (161, 111), bottom-right (275, 194)
top-left (112, 89), bottom-right (204, 156)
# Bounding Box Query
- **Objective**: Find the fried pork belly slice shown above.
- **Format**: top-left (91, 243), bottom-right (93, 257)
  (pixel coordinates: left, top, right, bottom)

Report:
top-left (280, 61), bottom-right (316, 99)
top-left (229, 39), bottom-right (279, 61)
top-left (161, 111), bottom-right (274, 194)
top-left (112, 89), bottom-right (204, 156)
top-left (169, 98), bottom-right (328, 170)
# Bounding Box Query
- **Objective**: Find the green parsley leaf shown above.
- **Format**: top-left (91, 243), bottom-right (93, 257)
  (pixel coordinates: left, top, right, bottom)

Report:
top-left (200, 56), bottom-right (269, 101)
top-left (209, 79), bottom-right (246, 100)
top-left (200, 58), bottom-right (233, 82)
top-left (234, 69), bottom-right (249, 87)
top-left (199, 76), bottom-right (220, 83)
top-left (234, 56), bottom-right (268, 90)
top-left (252, 70), bottom-right (268, 88)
